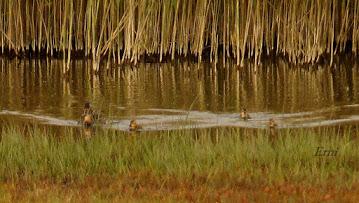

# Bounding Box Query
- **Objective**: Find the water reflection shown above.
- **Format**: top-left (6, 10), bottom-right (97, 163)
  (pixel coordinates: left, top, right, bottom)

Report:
top-left (0, 58), bottom-right (358, 130)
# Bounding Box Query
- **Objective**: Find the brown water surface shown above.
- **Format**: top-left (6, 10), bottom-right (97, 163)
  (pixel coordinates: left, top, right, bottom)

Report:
top-left (0, 58), bottom-right (358, 131)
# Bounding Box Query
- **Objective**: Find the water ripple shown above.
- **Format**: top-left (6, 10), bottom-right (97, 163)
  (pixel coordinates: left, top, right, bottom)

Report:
top-left (1, 104), bottom-right (358, 131)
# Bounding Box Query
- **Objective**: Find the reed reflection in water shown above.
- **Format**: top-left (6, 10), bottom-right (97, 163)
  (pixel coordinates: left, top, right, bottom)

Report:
top-left (0, 58), bottom-right (358, 130)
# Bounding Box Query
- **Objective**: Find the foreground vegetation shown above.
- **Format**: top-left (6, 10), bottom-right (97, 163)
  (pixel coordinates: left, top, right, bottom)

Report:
top-left (0, 0), bottom-right (358, 70)
top-left (0, 124), bottom-right (358, 201)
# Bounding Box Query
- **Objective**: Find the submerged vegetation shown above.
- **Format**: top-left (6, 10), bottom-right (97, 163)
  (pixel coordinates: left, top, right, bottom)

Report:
top-left (0, 0), bottom-right (359, 71)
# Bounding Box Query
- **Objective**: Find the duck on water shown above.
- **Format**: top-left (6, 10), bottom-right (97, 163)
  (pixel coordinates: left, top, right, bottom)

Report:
top-left (80, 102), bottom-right (143, 131)
top-left (81, 102), bottom-right (99, 127)
top-left (81, 103), bottom-right (276, 132)
top-left (240, 108), bottom-right (251, 120)
top-left (129, 119), bottom-right (142, 131)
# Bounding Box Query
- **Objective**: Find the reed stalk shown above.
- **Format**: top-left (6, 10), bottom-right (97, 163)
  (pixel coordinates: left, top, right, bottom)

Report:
top-left (0, 0), bottom-right (357, 69)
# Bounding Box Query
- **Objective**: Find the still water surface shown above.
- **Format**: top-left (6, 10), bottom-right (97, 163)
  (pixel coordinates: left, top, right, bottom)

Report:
top-left (0, 58), bottom-right (358, 131)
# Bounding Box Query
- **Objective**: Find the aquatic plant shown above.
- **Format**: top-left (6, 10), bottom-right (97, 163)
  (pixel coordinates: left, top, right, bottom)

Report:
top-left (0, 0), bottom-right (358, 71)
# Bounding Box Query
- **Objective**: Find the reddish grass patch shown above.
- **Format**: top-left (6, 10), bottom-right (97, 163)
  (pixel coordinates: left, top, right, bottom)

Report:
top-left (1, 174), bottom-right (359, 202)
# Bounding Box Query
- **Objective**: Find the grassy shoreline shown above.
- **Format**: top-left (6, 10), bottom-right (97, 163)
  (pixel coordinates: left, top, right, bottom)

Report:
top-left (0, 125), bottom-right (358, 201)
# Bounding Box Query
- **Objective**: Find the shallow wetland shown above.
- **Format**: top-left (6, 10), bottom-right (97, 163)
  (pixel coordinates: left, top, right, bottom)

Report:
top-left (0, 57), bottom-right (358, 201)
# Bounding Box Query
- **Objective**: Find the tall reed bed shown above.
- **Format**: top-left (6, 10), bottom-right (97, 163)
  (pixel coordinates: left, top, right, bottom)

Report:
top-left (0, 0), bottom-right (358, 71)
top-left (0, 124), bottom-right (358, 186)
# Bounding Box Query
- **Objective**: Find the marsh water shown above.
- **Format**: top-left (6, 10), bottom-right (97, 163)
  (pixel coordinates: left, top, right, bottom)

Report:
top-left (0, 57), bottom-right (358, 132)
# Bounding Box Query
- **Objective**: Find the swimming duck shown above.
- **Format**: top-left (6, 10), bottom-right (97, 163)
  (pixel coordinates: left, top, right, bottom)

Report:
top-left (83, 114), bottom-right (93, 127)
top-left (129, 119), bottom-right (142, 131)
top-left (82, 102), bottom-right (97, 127)
top-left (268, 118), bottom-right (277, 129)
top-left (240, 108), bottom-right (251, 120)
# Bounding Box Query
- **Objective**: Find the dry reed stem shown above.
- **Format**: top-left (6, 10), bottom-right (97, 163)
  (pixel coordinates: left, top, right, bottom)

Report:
top-left (0, 0), bottom-right (357, 69)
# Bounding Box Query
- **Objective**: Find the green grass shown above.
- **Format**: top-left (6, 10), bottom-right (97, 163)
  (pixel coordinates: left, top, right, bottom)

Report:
top-left (0, 124), bottom-right (358, 187)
